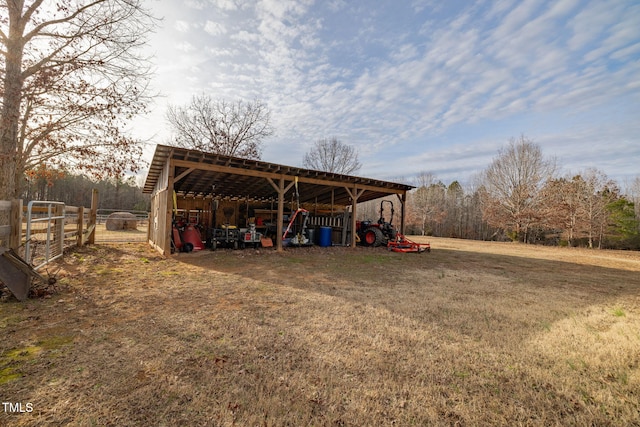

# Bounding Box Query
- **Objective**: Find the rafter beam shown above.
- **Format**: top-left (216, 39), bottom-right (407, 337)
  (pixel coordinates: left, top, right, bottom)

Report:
top-left (171, 159), bottom-right (405, 195)
top-left (173, 167), bottom-right (195, 184)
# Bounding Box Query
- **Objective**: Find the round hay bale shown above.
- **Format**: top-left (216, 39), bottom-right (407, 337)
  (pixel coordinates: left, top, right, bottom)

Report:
top-left (105, 212), bottom-right (138, 231)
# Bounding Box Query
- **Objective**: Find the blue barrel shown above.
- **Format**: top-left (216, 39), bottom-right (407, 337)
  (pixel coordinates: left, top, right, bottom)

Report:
top-left (318, 226), bottom-right (332, 247)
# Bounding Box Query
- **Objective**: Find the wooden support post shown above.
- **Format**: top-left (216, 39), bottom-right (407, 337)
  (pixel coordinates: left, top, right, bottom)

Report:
top-left (165, 161), bottom-right (175, 256)
top-left (9, 199), bottom-right (22, 250)
top-left (401, 192), bottom-right (407, 234)
top-left (76, 206), bottom-right (84, 247)
top-left (344, 187), bottom-right (365, 248)
top-left (331, 189), bottom-right (334, 215)
top-left (266, 177), bottom-right (295, 252)
top-left (351, 195), bottom-right (357, 248)
top-left (88, 189), bottom-right (98, 245)
top-left (277, 178), bottom-right (284, 252)
top-left (397, 192), bottom-right (407, 235)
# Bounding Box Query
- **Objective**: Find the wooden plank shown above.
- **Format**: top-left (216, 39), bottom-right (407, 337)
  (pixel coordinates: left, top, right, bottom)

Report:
top-left (83, 224), bottom-right (96, 245)
top-left (174, 167), bottom-right (194, 183)
top-left (0, 249), bottom-right (31, 301)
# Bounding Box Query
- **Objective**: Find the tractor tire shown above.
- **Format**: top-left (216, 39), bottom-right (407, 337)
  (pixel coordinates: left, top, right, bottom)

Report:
top-left (363, 227), bottom-right (385, 247)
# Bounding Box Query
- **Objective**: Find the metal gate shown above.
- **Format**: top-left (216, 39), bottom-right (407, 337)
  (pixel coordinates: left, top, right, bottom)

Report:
top-left (25, 201), bottom-right (65, 270)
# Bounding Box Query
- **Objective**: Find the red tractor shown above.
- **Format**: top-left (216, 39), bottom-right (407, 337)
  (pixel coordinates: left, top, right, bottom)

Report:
top-left (357, 200), bottom-right (397, 247)
top-left (357, 200), bottom-right (430, 253)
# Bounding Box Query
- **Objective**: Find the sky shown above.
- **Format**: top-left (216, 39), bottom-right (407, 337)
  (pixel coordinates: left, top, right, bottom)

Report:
top-left (133, 0), bottom-right (640, 188)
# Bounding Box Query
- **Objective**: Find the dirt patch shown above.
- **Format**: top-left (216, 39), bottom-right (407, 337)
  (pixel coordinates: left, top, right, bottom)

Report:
top-left (1, 238), bottom-right (639, 426)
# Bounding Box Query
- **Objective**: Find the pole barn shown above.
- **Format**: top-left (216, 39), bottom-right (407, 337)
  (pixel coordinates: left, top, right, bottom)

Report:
top-left (143, 144), bottom-right (414, 255)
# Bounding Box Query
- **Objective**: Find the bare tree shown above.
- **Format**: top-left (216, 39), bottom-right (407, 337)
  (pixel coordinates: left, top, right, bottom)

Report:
top-left (302, 137), bottom-right (361, 174)
top-left (541, 169), bottom-right (619, 248)
top-left (407, 172), bottom-right (447, 236)
top-left (0, 0), bottom-right (156, 200)
top-left (480, 136), bottom-right (556, 242)
top-left (581, 168), bottom-right (618, 249)
top-left (541, 175), bottom-right (590, 246)
top-left (443, 180), bottom-right (464, 237)
top-left (166, 95), bottom-right (273, 159)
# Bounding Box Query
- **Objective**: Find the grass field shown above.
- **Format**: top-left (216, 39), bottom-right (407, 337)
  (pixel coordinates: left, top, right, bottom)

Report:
top-left (1, 237), bottom-right (639, 426)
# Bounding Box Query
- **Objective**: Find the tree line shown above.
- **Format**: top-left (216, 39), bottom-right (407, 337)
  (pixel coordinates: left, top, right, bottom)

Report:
top-left (22, 165), bottom-right (150, 212)
top-left (402, 137), bottom-right (640, 250)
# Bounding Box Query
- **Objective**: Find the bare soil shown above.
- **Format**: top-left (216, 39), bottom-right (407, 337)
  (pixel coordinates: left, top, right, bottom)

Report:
top-left (1, 237), bottom-right (639, 426)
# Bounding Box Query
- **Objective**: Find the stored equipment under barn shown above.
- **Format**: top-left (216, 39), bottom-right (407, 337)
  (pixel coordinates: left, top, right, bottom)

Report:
top-left (142, 144), bottom-right (414, 255)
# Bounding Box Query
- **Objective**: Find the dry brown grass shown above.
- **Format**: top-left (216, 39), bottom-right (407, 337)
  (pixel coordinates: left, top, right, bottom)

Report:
top-left (1, 237), bottom-right (639, 426)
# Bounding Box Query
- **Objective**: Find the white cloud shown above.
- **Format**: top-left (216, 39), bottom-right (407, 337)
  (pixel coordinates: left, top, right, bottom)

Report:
top-left (174, 20), bottom-right (190, 32)
top-left (212, 0), bottom-right (238, 11)
top-left (544, 0), bottom-right (580, 19)
top-left (174, 41), bottom-right (196, 52)
top-left (610, 42), bottom-right (640, 61)
top-left (567, 1), bottom-right (618, 52)
top-left (204, 46), bottom-right (240, 57)
top-left (328, 0), bottom-right (347, 13)
top-left (185, 0), bottom-right (208, 10)
top-left (230, 30), bottom-right (260, 43)
top-left (204, 20), bottom-right (226, 36)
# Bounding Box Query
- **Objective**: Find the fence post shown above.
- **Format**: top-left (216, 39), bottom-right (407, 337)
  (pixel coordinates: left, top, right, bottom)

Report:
top-left (88, 189), bottom-right (98, 244)
top-left (10, 199), bottom-right (22, 250)
top-left (55, 203), bottom-right (64, 259)
top-left (77, 205), bottom-right (84, 247)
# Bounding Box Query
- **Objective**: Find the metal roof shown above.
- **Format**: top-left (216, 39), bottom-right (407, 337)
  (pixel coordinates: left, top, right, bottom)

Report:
top-left (143, 144), bottom-right (414, 206)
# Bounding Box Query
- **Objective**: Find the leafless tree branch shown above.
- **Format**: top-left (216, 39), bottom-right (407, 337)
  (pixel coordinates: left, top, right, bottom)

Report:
top-left (166, 95), bottom-right (273, 160)
top-left (302, 137), bottom-right (361, 175)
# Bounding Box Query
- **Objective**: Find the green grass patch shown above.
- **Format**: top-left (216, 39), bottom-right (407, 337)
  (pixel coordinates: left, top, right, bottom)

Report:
top-left (612, 307), bottom-right (626, 317)
top-left (3, 345), bottom-right (43, 361)
top-left (0, 315), bottom-right (22, 329)
top-left (160, 270), bottom-right (181, 276)
top-left (0, 367), bottom-right (22, 384)
top-left (39, 335), bottom-right (74, 350)
top-left (0, 336), bottom-right (74, 385)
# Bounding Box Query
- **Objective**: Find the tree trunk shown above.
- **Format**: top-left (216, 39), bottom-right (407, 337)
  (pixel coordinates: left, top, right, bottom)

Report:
top-left (598, 224), bottom-right (604, 249)
top-left (1, 1), bottom-right (26, 200)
